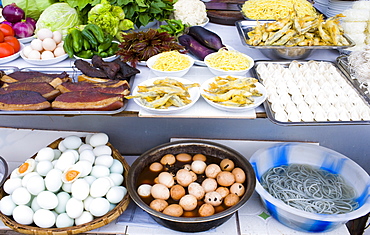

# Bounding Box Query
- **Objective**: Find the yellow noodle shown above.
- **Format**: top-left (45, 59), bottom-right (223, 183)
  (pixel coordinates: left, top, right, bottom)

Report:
top-left (152, 51), bottom-right (191, 71)
top-left (205, 49), bottom-right (251, 71)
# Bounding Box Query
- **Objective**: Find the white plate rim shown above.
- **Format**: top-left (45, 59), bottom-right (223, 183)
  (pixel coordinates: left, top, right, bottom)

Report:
top-left (200, 75), bottom-right (267, 112)
top-left (17, 35), bottom-right (35, 44)
top-left (0, 43), bottom-right (24, 64)
top-left (133, 76), bottom-right (200, 114)
top-left (20, 50), bottom-right (68, 65)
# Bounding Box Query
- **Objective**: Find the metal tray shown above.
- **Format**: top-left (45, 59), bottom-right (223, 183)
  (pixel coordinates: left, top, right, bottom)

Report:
top-left (251, 60), bottom-right (370, 125)
top-left (0, 66), bottom-right (134, 115)
top-left (236, 20), bottom-right (355, 60)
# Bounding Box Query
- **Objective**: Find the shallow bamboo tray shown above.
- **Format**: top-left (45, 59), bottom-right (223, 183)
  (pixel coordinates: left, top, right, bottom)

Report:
top-left (0, 137), bottom-right (130, 235)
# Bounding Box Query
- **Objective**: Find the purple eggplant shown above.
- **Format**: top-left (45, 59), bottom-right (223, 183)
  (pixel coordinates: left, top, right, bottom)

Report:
top-left (188, 26), bottom-right (225, 50)
top-left (178, 34), bottom-right (216, 61)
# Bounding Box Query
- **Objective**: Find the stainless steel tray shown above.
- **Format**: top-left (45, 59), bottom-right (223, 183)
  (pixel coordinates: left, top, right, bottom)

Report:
top-left (0, 66), bottom-right (134, 115)
top-left (236, 20), bottom-right (355, 60)
top-left (251, 60), bottom-right (370, 125)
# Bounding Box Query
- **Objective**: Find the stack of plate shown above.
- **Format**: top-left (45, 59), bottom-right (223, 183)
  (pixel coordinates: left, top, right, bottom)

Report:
top-left (326, 0), bottom-right (354, 17)
top-left (314, 0), bottom-right (329, 15)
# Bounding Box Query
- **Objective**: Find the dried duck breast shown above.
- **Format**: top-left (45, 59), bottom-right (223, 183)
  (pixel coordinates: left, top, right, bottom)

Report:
top-left (56, 80), bottom-right (130, 96)
top-left (0, 82), bottom-right (60, 100)
top-left (0, 71), bottom-right (71, 87)
top-left (0, 90), bottom-right (51, 111)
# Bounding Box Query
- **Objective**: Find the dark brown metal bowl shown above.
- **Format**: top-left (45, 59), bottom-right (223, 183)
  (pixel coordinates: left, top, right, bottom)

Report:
top-left (126, 140), bottom-right (256, 232)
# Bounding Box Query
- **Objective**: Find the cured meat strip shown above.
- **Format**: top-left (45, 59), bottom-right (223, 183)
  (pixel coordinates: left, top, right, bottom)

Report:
top-left (0, 90), bottom-right (51, 111)
top-left (1, 71), bottom-right (71, 86)
top-left (91, 55), bottom-right (121, 80)
top-left (0, 82), bottom-right (60, 100)
top-left (74, 59), bottom-right (108, 78)
top-left (51, 91), bottom-right (124, 111)
top-left (57, 81), bottom-right (130, 95)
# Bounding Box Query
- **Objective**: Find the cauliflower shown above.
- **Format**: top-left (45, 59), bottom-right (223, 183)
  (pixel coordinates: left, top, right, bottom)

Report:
top-left (173, 0), bottom-right (207, 26)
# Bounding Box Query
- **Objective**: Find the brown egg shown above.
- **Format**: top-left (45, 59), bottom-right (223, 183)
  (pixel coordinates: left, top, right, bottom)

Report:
top-left (179, 194), bottom-right (198, 211)
top-left (170, 184), bottom-right (186, 201)
top-left (224, 193), bottom-right (240, 207)
top-left (163, 204), bottom-right (183, 217)
top-left (230, 183), bottom-right (245, 196)
top-left (216, 187), bottom-right (230, 198)
top-left (158, 172), bottom-right (175, 188)
top-left (191, 160), bottom-right (207, 174)
top-left (205, 164), bottom-right (221, 178)
top-left (204, 191), bottom-right (223, 206)
top-left (193, 153), bottom-right (207, 162)
top-left (154, 177), bottom-right (160, 184)
top-left (149, 162), bottom-right (163, 172)
top-left (160, 154), bottom-right (176, 165)
top-left (150, 199), bottom-right (168, 212)
top-left (137, 184), bottom-right (152, 198)
top-left (220, 159), bottom-right (235, 171)
top-left (198, 203), bottom-right (215, 217)
top-left (188, 182), bottom-right (205, 200)
top-left (189, 171), bottom-right (197, 182)
top-left (232, 167), bottom-right (246, 183)
top-left (176, 153), bottom-right (192, 162)
top-left (183, 210), bottom-right (198, 217)
top-left (150, 183), bottom-right (170, 200)
top-left (216, 171), bottom-right (235, 187)
top-left (176, 169), bottom-right (193, 187)
top-left (183, 164), bottom-right (191, 171)
top-left (201, 178), bottom-right (218, 193)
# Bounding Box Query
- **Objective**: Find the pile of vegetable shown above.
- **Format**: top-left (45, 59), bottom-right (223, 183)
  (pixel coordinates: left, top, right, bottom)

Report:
top-left (63, 24), bottom-right (118, 59)
top-left (1, 3), bottom-right (36, 38)
top-left (0, 24), bottom-right (21, 58)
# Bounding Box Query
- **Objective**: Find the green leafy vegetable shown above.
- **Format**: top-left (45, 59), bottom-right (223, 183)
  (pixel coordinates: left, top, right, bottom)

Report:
top-left (87, 0), bottom-right (134, 37)
top-left (111, 0), bottom-right (175, 28)
top-left (35, 3), bottom-right (81, 37)
top-left (2, 0), bottom-right (55, 20)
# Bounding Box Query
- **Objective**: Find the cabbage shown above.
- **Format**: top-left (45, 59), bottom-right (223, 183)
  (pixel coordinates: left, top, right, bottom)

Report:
top-left (35, 3), bottom-right (81, 37)
top-left (2, 0), bottom-right (55, 20)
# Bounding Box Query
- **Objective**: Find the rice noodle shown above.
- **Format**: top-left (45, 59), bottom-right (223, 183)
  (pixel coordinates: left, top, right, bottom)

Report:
top-left (261, 164), bottom-right (359, 214)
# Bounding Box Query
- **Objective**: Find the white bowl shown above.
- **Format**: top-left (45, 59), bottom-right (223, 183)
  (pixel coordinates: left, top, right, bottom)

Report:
top-left (132, 77), bottom-right (200, 114)
top-left (146, 52), bottom-right (194, 77)
top-left (204, 51), bottom-right (254, 76)
top-left (201, 76), bottom-right (267, 112)
top-left (0, 43), bottom-right (24, 64)
top-left (73, 54), bottom-right (119, 62)
top-left (250, 143), bottom-right (370, 233)
top-left (197, 17), bottom-right (209, 27)
top-left (20, 50), bottom-right (68, 65)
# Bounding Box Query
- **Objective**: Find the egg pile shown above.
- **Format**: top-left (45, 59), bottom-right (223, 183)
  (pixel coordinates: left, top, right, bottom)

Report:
top-left (137, 153), bottom-right (246, 217)
top-left (0, 133), bottom-right (127, 228)
top-left (256, 60), bottom-right (370, 122)
top-left (23, 28), bottom-right (66, 60)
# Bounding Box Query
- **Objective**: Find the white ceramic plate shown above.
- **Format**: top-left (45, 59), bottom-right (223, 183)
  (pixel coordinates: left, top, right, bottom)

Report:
top-left (74, 54), bottom-right (119, 63)
top-left (0, 43), bottom-right (24, 64)
top-left (20, 50), bottom-right (68, 65)
top-left (132, 77), bottom-right (200, 114)
top-left (198, 17), bottom-right (209, 27)
top-left (200, 76), bottom-right (267, 112)
top-left (18, 35), bottom-right (35, 44)
top-left (190, 45), bottom-right (234, 66)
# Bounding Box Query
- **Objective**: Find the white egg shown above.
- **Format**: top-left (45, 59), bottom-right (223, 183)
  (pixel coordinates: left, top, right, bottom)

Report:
top-left (36, 160), bottom-right (54, 176)
top-left (83, 175), bottom-right (96, 185)
top-left (89, 198), bottom-right (110, 217)
top-left (30, 38), bottom-right (43, 51)
top-left (109, 173), bottom-right (124, 186)
top-left (44, 168), bottom-right (63, 192)
top-left (22, 45), bottom-right (33, 57)
top-left (65, 197), bottom-right (84, 218)
top-left (106, 186), bottom-right (127, 204)
top-left (71, 179), bottom-right (90, 200)
top-left (52, 31), bottom-right (62, 43)
top-left (93, 145), bottom-right (112, 157)
top-left (3, 177), bottom-right (22, 194)
top-left (28, 49), bottom-right (41, 59)
top-left (12, 205), bottom-right (34, 225)
top-left (85, 134), bottom-right (93, 145)
top-left (62, 165), bottom-right (83, 183)
top-left (63, 136), bottom-right (82, 150)
top-left (94, 154), bottom-right (114, 168)
top-left (58, 141), bottom-right (67, 152)
top-left (90, 165), bottom-right (110, 178)
top-left (41, 50), bottom-right (54, 59)
top-left (33, 209), bottom-right (56, 228)
top-left (64, 149), bottom-right (79, 162)
top-left (0, 195), bottom-right (16, 216)
top-left (79, 149), bottom-right (95, 164)
top-left (37, 191), bottom-right (58, 209)
top-left (110, 159), bottom-right (124, 174)
top-left (90, 177), bottom-right (112, 198)
top-left (74, 160), bottom-right (92, 177)
top-left (53, 149), bottom-right (62, 160)
top-left (89, 133), bottom-right (109, 147)
top-left (12, 187), bottom-right (31, 205)
top-left (26, 174), bottom-right (45, 195)
top-left (31, 197), bottom-right (41, 211)
top-left (62, 182), bottom-right (72, 193)
top-left (55, 191), bottom-right (71, 214)
top-left (53, 47), bottom-right (65, 57)
top-left (35, 147), bottom-right (55, 162)
top-left (75, 211), bottom-right (94, 225)
top-left (15, 159), bottom-right (36, 177)
top-left (56, 213), bottom-right (74, 228)
top-left (37, 28), bottom-right (53, 40)
top-left (83, 196), bottom-right (94, 211)
top-left (55, 151), bottom-right (76, 171)
top-left (78, 144), bottom-right (93, 153)
top-left (57, 41), bottom-right (64, 47)
top-left (21, 172), bottom-right (39, 187)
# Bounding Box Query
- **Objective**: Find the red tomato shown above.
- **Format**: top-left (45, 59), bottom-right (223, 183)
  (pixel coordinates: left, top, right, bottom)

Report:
top-left (4, 36), bottom-right (20, 52)
top-left (0, 31), bottom-right (4, 43)
top-left (0, 42), bottom-right (15, 58)
top-left (0, 24), bottom-right (15, 37)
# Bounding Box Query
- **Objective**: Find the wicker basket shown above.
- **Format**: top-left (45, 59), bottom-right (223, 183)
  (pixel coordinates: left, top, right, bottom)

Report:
top-left (0, 137), bottom-right (130, 235)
